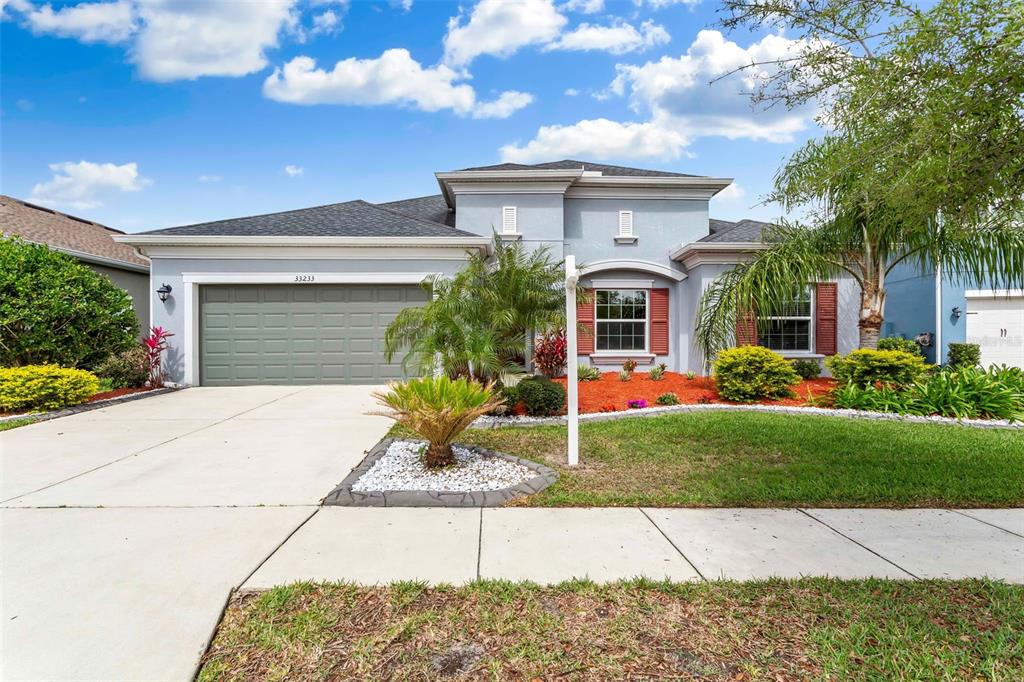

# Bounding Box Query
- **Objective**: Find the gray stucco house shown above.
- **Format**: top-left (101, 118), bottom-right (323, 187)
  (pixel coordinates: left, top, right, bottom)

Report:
top-left (118, 161), bottom-right (859, 386)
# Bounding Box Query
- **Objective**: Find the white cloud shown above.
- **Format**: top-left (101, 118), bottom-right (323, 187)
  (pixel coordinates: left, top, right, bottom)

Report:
top-left (131, 0), bottom-right (299, 81)
top-left (562, 0), bottom-right (604, 13)
top-left (391, 0), bottom-right (413, 11)
top-left (713, 182), bottom-right (745, 201)
top-left (311, 9), bottom-right (341, 35)
top-left (263, 49), bottom-right (532, 119)
top-left (545, 19), bottom-right (669, 55)
top-left (284, 164), bottom-right (304, 177)
top-left (501, 117), bottom-right (690, 163)
top-left (15, 98), bottom-right (33, 111)
top-left (197, 174), bottom-right (222, 183)
top-left (443, 0), bottom-right (567, 67)
top-left (564, 88), bottom-right (580, 96)
top-left (501, 30), bottom-right (815, 162)
top-left (25, 1), bottom-right (136, 43)
top-left (471, 90), bottom-right (534, 119)
top-left (644, 0), bottom-right (701, 8)
top-left (31, 160), bottom-right (150, 209)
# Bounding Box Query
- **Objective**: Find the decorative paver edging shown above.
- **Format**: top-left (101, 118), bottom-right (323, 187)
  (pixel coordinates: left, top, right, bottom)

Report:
top-left (0, 387), bottom-right (178, 425)
top-left (323, 437), bottom-right (558, 508)
top-left (472, 402), bottom-right (1023, 430)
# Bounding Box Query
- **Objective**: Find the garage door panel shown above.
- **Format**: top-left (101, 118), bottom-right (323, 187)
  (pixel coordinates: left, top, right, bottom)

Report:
top-left (200, 284), bottom-right (425, 385)
top-left (967, 296), bottom-right (1024, 369)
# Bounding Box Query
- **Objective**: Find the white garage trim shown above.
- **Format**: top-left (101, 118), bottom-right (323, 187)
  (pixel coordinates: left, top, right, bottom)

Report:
top-left (179, 272), bottom-right (437, 386)
top-left (965, 289), bottom-right (1024, 298)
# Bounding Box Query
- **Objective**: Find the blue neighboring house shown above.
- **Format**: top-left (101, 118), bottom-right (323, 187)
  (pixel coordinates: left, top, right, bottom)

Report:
top-left (885, 261), bottom-right (1023, 367)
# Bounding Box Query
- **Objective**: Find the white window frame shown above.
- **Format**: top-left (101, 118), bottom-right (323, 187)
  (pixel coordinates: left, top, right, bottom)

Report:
top-left (501, 206), bottom-right (518, 235)
top-left (760, 288), bottom-right (815, 354)
top-left (594, 288), bottom-right (649, 354)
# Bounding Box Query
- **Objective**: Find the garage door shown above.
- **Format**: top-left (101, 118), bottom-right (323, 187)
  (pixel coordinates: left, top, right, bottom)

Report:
top-left (200, 284), bottom-right (429, 385)
top-left (966, 295), bottom-right (1024, 368)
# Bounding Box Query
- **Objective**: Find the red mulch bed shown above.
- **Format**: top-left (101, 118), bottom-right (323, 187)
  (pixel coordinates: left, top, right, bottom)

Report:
top-left (87, 387), bottom-right (152, 402)
top-left (552, 371), bottom-right (835, 414)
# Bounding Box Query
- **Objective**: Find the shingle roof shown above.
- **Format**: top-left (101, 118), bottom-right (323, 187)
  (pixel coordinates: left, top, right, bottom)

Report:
top-left (459, 159), bottom-right (700, 178)
top-left (698, 218), bottom-right (775, 243)
top-left (140, 199), bottom-right (477, 237)
top-left (0, 195), bottom-right (148, 269)
top-left (377, 194), bottom-right (455, 228)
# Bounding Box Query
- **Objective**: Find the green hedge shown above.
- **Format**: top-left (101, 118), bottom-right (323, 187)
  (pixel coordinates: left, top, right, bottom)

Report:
top-left (517, 376), bottom-right (566, 416)
top-left (826, 349), bottom-right (929, 387)
top-left (713, 346), bottom-right (800, 402)
top-left (0, 365), bottom-right (100, 412)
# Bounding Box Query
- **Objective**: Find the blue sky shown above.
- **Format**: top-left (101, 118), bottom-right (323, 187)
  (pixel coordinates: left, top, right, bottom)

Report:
top-left (1, 0), bottom-right (821, 232)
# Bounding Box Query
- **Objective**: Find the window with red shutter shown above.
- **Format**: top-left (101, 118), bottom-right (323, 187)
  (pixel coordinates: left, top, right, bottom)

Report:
top-left (650, 288), bottom-right (669, 355)
top-left (815, 282), bottom-right (838, 355)
top-left (577, 288), bottom-right (595, 355)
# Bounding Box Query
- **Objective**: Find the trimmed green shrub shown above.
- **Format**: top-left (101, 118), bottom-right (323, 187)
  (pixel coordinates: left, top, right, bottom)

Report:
top-left (655, 392), bottom-right (680, 405)
top-left (832, 383), bottom-right (911, 413)
top-left (94, 345), bottom-right (150, 388)
top-left (826, 349), bottom-right (929, 387)
top-left (0, 237), bottom-right (139, 368)
top-left (0, 365), bottom-right (100, 412)
top-left (713, 346), bottom-right (801, 402)
top-left (576, 364), bottom-right (601, 381)
top-left (947, 343), bottom-right (981, 369)
top-left (791, 359), bottom-right (822, 379)
top-left (517, 376), bottom-right (566, 416)
top-left (877, 337), bottom-right (922, 355)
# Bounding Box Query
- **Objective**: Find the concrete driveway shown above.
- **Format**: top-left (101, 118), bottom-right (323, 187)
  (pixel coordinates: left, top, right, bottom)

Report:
top-left (1, 385), bottom-right (390, 681)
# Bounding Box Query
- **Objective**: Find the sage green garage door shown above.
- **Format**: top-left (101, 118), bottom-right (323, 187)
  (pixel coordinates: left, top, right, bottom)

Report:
top-left (199, 284), bottom-right (428, 385)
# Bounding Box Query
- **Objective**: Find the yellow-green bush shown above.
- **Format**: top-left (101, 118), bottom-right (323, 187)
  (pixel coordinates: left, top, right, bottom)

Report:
top-left (0, 365), bottom-right (100, 412)
top-left (826, 349), bottom-right (929, 387)
top-left (713, 345), bottom-right (801, 402)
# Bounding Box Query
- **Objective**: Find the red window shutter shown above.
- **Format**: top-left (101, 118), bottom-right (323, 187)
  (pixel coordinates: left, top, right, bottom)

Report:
top-left (577, 288), bottom-right (595, 355)
top-left (815, 282), bottom-right (838, 355)
top-left (650, 288), bottom-right (669, 355)
top-left (736, 309), bottom-right (758, 345)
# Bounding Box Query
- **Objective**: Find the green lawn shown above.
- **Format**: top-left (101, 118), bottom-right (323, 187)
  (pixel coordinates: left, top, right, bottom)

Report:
top-left (199, 579), bottom-right (1024, 681)
top-left (413, 411), bottom-right (1024, 507)
top-left (0, 417), bottom-right (35, 432)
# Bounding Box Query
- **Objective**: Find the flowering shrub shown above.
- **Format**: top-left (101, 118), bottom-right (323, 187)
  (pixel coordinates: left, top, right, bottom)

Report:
top-left (656, 392), bottom-right (680, 405)
top-left (598, 402), bottom-right (618, 412)
top-left (533, 330), bottom-right (567, 377)
top-left (143, 327), bottom-right (174, 387)
top-left (627, 398), bottom-right (649, 409)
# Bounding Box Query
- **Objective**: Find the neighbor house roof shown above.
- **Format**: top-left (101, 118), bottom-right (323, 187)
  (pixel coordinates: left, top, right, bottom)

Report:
top-left (0, 195), bottom-right (149, 270)
top-left (377, 194), bottom-right (455, 228)
top-left (698, 218), bottom-right (775, 243)
top-left (459, 159), bottom-right (700, 178)
top-left (140, 199), bottom-right (476, 237)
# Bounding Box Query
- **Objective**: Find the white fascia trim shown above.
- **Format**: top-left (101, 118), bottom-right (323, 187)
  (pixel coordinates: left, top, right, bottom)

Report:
top-left (21, 240), bottom-right (150, 273)
top-left (578, 258), bottom-right (686, 282)
top-left (965, 288), bottom-right (1024, 298)
top-left (181, 272), bottom-right (434, 285)
top-left (114, 235), bottom-right (491, 248)
top-left (670, 241), bottom-right (768, 266)
top-left (435, 169), bottom-right (584, 205)
top-left (571, 176), bottom-right (733, 193)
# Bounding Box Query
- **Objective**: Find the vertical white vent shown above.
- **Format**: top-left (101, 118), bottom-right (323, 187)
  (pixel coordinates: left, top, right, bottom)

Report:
top-left (618, 210), bottom-right (634, 237)
top-left (502, 206), bottom-right (518, 234)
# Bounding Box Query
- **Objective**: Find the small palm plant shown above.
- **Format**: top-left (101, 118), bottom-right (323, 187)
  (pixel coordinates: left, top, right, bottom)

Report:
top-left (370, 376), bottom-right (504, 468)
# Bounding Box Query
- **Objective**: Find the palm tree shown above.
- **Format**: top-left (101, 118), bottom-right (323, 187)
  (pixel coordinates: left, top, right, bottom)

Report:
top-left (695, 148), bottom-right (1024, 364)
top-left (383, 237), bottom-right (571, 381)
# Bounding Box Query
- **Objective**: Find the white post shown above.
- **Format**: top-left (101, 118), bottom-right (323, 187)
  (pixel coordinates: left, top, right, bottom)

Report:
top-left (565, 255), bottom-right (579, 466)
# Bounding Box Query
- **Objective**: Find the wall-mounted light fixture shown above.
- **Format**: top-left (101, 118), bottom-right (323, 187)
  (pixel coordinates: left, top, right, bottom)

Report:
top-left (157, 283), bottom-right (173, 302)
top-left (951, 306), bottom-right (962, 320)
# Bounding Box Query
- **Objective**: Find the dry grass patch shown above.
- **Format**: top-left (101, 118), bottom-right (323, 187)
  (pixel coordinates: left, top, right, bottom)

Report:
top-left (199, 579), bottom-right (1024, 681)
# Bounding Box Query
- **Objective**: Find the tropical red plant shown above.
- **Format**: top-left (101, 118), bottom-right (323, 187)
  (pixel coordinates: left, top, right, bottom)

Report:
top-left (143, 326), bottom-right (174, 387)
top-left (533, 330), bottom-right (567, 377)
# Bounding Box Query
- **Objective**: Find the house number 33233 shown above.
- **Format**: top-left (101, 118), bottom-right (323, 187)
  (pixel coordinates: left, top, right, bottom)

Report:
top-left (294, 274), bottom-right (315, 282)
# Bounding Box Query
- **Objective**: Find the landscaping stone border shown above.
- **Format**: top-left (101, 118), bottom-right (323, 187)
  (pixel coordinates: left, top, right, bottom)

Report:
top-left (323, 437), bottom-right (558, 507)
top-left (472, 402), bottom-right (1023, 430)
top-left (0, 387), bottom-right (178, 426)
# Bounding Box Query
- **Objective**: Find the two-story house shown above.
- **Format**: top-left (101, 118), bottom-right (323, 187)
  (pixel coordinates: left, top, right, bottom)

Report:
top-left (118, 160), bottom-right (860, 386)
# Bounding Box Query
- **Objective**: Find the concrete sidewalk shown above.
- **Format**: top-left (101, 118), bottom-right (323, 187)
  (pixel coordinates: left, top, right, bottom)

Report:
top-left (245, 506), bottom-right (1024, 588)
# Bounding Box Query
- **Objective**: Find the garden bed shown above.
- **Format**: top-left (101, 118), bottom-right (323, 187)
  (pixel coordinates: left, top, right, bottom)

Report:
top-left (0, 386), bottom-right (175, 425)
top-left (547, 371), bottom-right (834, 414)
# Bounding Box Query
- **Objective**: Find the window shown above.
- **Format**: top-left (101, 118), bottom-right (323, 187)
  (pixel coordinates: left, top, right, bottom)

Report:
top-left (596, 289), bottom-right (647, 352)
top-left (618, 210), bottom-right (633, 237)
top-left (759, 289), bottom-right (813, 352)
top-left (501, 206), bottom-right (517, 234)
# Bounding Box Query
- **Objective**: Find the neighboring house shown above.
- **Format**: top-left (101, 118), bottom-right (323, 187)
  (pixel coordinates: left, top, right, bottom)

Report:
top-left (117, 160), bottom-right (859, 386)
top-left (1, 195), bottom-right (151, 334)
top-left (885, 261), bottom-right (1023, 368)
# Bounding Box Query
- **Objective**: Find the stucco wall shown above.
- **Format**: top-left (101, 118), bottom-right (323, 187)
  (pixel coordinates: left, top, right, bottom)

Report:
top-left (149, 256), bottom-right (469, 384)
top-left (455, 193), bottom-right (564, 257)
top-left (89, 263), bottom-right (150, 339)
